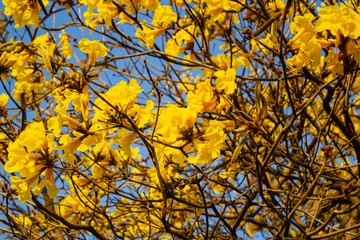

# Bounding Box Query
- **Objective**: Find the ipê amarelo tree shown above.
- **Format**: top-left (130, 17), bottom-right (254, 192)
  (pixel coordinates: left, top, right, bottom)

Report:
top-left (1, 0), bottom-right (360, 239)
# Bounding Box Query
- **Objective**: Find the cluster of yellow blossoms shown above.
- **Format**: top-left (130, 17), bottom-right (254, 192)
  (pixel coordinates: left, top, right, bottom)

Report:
top-left (288, 3), bottom-right (360, 76)
top-left (5, 122), bottom-right (58, 202)
top-left (2, 0), bottom-right (360, 238)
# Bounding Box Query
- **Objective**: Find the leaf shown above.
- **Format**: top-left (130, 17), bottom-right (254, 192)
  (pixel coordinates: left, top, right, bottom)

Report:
top-left (258, 92), bottom-right (268, 121)
top-left (271, 21), bottom-right (278, 37)
top-left (255, 81), bottom-right (267, 121)
top-left (232, 134), bottom-right (248, 163)
top-left (255, 81), bottom-right (262, 117)
top-left (36, 44), bottom-right (53, 74)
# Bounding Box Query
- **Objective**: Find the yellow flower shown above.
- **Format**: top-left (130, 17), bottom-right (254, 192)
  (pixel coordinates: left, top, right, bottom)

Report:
top-left (347, 40), bottom-right (360, 64)
top-left (174, 24), bottom-right (196, 47)
top-left (79, 0), bottom-right (101, 29)
top-left (10, 176), bottom-right (32, 202)
top-left (0, 51), bottom-right (17, 81)
top-left (315, 3), bottom-right (360, 39)
top-left (8, 51), bottom-right (30, 78)
top-left (215, 68), bottom-right (237, 94)
top-left (287, 39), bottom-right (321, 69)
top-left (33, 168), bottom-right (58, 198)
top-left (3, 0), bottom-right (49, 28)
top-left (115, 128), bottom-right (137, 156)
top-left (58, 31), bottom-right (73, 59)
top-left (78, 38), bottom-right (109, 68)
top-left (5, 122), bottom-right (58, 202)
top-left (188, 120), bottom-right (226, 165)
top-left (0, 94), bottom-right (9, 108)
top-left (94, 79), bottom-right (142, 124)
top-left (136, 24), bottom-right (166, 48)
top-left (118, 12), bottom-right (135, 24)
top-left (288, 14), bottom-right (315, 47)
top-left (266, 0), bottom-right (285, 16)
top-left (98, 1), bottom-right (119, 27)
top-left (127, 99), bottom-right (154, 128)
top-left (155, 105), bottom-right (197, 143)
top-left (58, 194), bottom-right (86, 223)
top-left (206, 0), bottom-right (227, 16)
top-left (139, 0), bottom-right (160, 12)
top-left (59, 135), bottom-right (82, 165)
top-left (152, 5), bottom-right (177, 28)
top-left (324, 51), bottom-right (344, 77)
top-left (16, 214), bottom-right (33, 227)
top-left (165, 38), bottom-right (184, 57)
top-left (17, 121), bottom-right (47, 153)
top-left (187, 80), bottom-right (220, 113)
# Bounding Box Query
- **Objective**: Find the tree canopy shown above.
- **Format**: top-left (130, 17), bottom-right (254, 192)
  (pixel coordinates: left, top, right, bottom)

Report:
top-left (1, 0), bottom-right (360, 239)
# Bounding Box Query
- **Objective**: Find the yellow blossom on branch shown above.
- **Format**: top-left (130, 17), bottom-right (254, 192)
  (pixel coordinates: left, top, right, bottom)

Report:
top-left (154, 105), bottom-right (197, 144)
top-left (0, 94), bottom-right (9, 108)
top-left (315, 3), bottom-right (360, 40)
top-left (0, 51), bottom-right (17, 81)
top-left (3, 0), bottom-right (49, 28)
top-left (215, 68), bottom-right (237, 95)
top-left (78, 38), bottom-right (109, 69)
top-left (93, 79), bottom-right (143, 127)
top-left (5, 122), bottom-right (58, 202)
top-left (57, 31), bottom-right (73, 59)
top-left (136, 24), bottom-right (166, 48)
top-left (188, 120), bottom-right (226, 165)
top-left (152, 5), bottom-right (177, 28)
